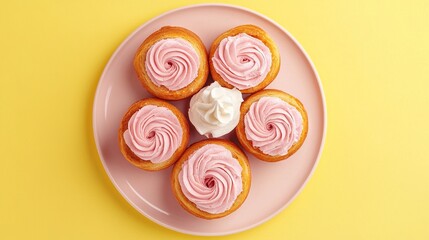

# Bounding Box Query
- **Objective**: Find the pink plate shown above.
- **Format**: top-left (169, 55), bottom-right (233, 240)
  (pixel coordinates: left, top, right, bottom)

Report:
top-left (93, 4), bottom-right (326, 236)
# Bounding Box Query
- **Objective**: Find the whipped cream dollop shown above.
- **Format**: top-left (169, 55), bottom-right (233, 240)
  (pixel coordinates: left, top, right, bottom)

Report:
top-left (178, 144), bottom-right (243, 214)
top-left (123, 105), bottom-right (183, 163)
top-left (244, 97), bottom-right (303, 156)
top-left (212, 33), bottom-right (272, 90)
top-left (145, 38), bottom-right (200, 90)
top-left (189, 82), bottom-right (243, 138)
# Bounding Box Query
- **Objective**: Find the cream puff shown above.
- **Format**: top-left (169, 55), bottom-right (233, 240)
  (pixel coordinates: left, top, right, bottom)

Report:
top-left (209, 25), bottom-right (280, 93)
top-left (134, 26), bottom-right (209, 100)
top-left (171, 139), bottom-right (251, 219)
top-left (188, 81), bottom-right (243, 138)
top-left (118, 98), bottom-right (189, 171)
top-left (236, 89), bottom-right (308, 162)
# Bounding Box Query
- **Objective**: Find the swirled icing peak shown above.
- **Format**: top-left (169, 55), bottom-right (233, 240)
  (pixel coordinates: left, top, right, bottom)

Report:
top-left (145, 38), bottom-right (200, 90)
top-left (123, 105), bottom-right (183, 163)
top-left (178, 144), bottom-right (243, 214)
top-left (212, 33), bottom-right (272, 90)
top-left (189, 82), bottom-right (243, 138)
top-left (244, 97), bottom-right (303, 156)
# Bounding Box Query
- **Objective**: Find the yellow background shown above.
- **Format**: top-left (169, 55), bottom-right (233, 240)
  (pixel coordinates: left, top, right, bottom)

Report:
top-left (1, 0), bottom-right (428, 239)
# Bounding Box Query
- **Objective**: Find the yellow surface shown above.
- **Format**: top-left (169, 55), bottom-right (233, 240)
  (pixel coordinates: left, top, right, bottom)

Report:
top-left (1, 0), bottom-right (428, 239)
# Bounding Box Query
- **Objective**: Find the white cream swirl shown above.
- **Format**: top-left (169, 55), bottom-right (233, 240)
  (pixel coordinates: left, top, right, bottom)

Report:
top-left (244, 97), bottom-right (303, 156)
top-left (178, 144), bottom-right (243, 214)
top-left (188, 82), bottom-right (243, 138)
top-left (123, 105), bottom-right (183, 163)
top-left (145, 38), bottom-right (200, 90)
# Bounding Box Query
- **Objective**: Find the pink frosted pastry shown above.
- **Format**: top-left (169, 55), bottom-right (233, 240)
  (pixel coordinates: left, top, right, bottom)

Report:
top-left (134, 26), bottom-right (209, 100)
top-left (119, 98), bottom-right (189, 171)
top-left (209, 25), bottom-right (280, 93)
top-left (171, 139), bottom-right (251, 219)
top-left (236, 89), bottom-right (308, 162)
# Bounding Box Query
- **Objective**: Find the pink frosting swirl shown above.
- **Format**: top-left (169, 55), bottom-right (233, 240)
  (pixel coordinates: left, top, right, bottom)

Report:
top-left (123, 105), bottom-right (183, 163)
top-left (178, 144), bottom-right (243, 214)
top-left (145, 38), bottom-right (200, 90)
top-left (244, 97), bottom-right (303, 156)
top-left (212, 33), bottom-right (272, 90)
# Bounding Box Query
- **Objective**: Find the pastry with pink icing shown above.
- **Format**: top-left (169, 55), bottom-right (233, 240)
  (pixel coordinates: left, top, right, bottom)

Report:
top-left (118, 98), bottom-right (189, 171)
top-left (236, 89), bottom-right (308, 162)
top-left (134, 26), bottom-right (209, 100)
top-left (209, 25), bottom-right (280, 93)
top-left (171, 139), bottom-right (251, 219)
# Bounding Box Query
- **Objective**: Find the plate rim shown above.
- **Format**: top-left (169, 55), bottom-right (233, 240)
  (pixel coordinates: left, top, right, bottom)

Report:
top-left (92, 3), bottom-right (327, 236)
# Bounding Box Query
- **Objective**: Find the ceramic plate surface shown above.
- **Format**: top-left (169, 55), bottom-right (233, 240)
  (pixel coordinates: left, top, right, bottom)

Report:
top-left (93, 4), bottom-right (326, 236)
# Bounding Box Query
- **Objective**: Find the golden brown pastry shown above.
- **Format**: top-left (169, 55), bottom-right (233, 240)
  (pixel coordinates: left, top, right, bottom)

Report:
top-left (118, 98), bottom-right (189, 171)
top-left (171, 139), bottom-right (251, 219)
top-left (209, 25), bottom-right (280, 93)
top-left (134, 26), bottom-right (209, 100)
top-left (236, 89), bottom-right (308, 162)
